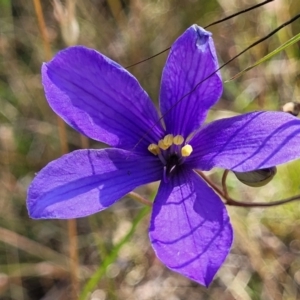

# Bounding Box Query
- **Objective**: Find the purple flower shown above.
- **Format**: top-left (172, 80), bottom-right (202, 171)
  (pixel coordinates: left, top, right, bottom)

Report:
top-left (27, 25), bottom-right (300, 286)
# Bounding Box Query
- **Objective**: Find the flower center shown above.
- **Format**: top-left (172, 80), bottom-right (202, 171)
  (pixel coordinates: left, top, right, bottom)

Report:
top-left (148, 134), bottom-right (193, 181)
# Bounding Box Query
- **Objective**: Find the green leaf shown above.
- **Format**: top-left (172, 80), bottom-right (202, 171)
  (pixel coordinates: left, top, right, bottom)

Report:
top-left (226, 32), bottom-right (300, 82)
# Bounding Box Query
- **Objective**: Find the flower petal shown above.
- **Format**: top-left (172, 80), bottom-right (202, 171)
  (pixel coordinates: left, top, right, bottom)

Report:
top-left (27, 149), bottom-right (162, 219)
top-left (159, 25), bottom-right (222, 137)
top-left (149, 168), bottom-right (233, 286)
top-left (188, 111), bottom-right (300, 172)
top-left (42, 46), bottom-right (164, 152)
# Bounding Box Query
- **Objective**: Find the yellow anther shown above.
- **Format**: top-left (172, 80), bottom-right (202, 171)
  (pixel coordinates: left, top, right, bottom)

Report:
top-left (173, 135), bottom-right (184, 145)
top-left (148, 143), bottom-right (160, 155)
top-left (181, 144), bottom-right (193, 157)
top-left (163, 134), bottom-right (173, 147)
top-left (158, 139), bottom-right (169, 150)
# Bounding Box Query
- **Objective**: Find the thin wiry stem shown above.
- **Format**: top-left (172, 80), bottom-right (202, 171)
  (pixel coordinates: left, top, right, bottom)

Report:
top-left (195, 170), bottom-right (300, 208)
top-left (32, 1), bottom-right (79, 298)
top-left (196, 170), bottom-right (225, 197)
top-left (125, 0), bottom-right (274, 68)
top-left (204, 0), bottom-right (274, 29)
top-left (226, 194), bottom-right (300, 207)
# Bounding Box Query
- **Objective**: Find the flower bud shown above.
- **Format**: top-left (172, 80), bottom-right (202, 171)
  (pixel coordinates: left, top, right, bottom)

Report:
top-left (282, 102), bottom-right (300, 117)
top-left (233, 167), bottom-right (277, 187)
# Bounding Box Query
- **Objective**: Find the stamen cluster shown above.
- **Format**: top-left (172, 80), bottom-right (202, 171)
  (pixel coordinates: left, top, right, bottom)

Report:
top-left (148, 134), bottom-right (193, 178)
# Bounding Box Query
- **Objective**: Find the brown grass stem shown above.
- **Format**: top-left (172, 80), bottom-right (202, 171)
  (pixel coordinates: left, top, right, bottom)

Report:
top-left (32, 0), bottom-right (79, 298)
top-left (32, 0), bottom-right (52, 61)
top-left (222, 170), bottom-right (229, 197)
top-left (128, 192), bottom-right (153, 207)
top-left (0, 227), bottom-right (69, 268)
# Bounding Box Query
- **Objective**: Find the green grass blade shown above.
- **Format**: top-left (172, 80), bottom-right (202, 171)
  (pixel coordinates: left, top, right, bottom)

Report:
top-left (79, 206), bottom-right (150, 300)
top-left (226, 32), bottom-right (300, 82)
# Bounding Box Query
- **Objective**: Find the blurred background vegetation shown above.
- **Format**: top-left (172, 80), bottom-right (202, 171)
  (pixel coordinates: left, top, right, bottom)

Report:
top-left (0, 0), bottom-right (300, 299)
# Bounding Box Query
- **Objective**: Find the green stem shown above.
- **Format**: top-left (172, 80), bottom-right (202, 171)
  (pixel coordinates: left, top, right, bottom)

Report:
top-left (79, 206), bottom-right (150, 300)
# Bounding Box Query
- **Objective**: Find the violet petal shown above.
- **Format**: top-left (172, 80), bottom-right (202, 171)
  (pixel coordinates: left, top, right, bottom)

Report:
top-left (42, 46), bottom-right (164, 152)
top-left (27, 149), bottom-right (162, 219)
top-left (149, 168), bottom-right (233, 286)
top-left (159, 25), bottom-right (222, 137)
top-left (188, 111), bottom-right (300, 172)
